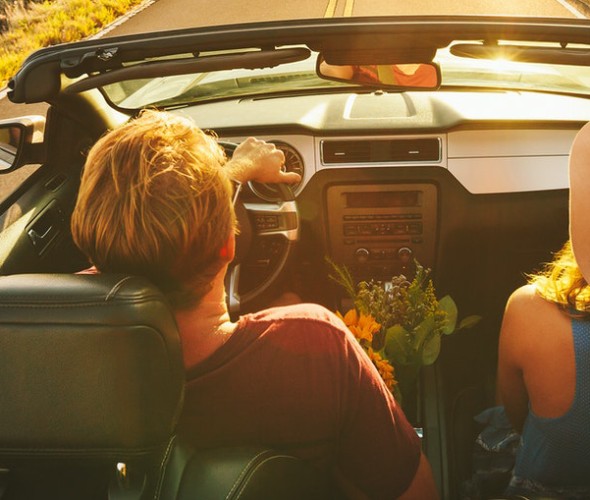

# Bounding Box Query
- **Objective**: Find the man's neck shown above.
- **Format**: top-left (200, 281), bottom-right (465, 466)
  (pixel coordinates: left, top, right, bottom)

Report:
top-left (174, 267), bottom-right (237, 369)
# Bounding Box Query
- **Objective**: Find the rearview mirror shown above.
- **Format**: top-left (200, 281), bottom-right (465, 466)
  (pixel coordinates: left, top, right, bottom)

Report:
top-left (316, 56), bottom-right (440, 90)
top-left (0, 116), bottom-right (45, 171)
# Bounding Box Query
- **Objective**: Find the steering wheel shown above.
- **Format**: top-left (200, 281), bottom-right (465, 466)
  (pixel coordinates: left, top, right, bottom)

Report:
top-left (219, 141), bottom-right (299, 318)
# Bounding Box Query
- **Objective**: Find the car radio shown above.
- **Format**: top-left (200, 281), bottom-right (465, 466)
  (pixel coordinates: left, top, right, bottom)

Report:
top-left (326, 183), bottom-right (438, 282)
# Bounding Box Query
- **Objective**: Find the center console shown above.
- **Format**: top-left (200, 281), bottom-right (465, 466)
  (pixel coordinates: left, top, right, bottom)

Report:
top-left (326, 183), bottom-right (438, 282)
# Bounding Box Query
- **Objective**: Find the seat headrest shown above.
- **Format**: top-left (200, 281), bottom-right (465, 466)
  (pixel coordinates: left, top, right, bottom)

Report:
top-left (0, 274), bottom-right (184, 464)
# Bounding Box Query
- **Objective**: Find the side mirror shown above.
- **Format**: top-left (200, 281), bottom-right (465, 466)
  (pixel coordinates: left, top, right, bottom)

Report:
top-left (316, 56), bottom-right (440, 91)
top-left (0, 125), bottom-right (21, 170)
top-left (0, 116), bottom-right (45, 172)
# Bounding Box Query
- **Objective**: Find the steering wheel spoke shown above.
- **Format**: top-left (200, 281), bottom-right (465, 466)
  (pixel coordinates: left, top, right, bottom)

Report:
top-left (219, 141), bottom-right (299, 318)
top-left (238, 198), bottom-right (298, 307)
top-left (244, 200), bottom-right (299, 241)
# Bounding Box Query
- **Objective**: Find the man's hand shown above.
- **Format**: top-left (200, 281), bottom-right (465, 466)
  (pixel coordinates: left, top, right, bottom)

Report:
top-left (225, 137), bottom-right (301, 185)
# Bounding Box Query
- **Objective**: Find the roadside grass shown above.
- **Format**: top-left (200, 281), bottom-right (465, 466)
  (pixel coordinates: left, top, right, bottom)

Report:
top-left (0, 0), bottom-right (144, 86)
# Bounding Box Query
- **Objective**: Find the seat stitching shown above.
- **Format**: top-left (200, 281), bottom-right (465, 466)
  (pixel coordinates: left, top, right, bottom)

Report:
top-left (225, 450), bottom-right (272, 500)
top-left (0, 296), bottom-right (162, 308)
top-left (226, 453), bottom-right (296, 499)
top-left (106, 276), bottom-right (136, 301)
top-left (153, 435), bottom-right (176, 500)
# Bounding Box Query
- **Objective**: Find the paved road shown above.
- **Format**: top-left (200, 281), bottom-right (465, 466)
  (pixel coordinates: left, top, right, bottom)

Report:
top-left (0, 0), bottom-right (586, 120)
top-left (103, 0), bottom-right (583, 36)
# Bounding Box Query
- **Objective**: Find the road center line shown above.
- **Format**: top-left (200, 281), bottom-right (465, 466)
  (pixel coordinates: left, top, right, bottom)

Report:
top-left (343, 0), bottom-right (354, 16)
top-left (324, 0), bottom-right (338, 17)
top-left (555, 0), bottom-right (586, 18)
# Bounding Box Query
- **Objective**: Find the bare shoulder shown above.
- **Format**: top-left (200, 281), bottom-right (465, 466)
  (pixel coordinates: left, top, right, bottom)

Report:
top-left (504, 284), bottom-right (550, 318)
top-left (501, 284), bottom-right (567, 347)
top-left (572, 121), bottom-right (590, 153)
top-left (570, 122), bottom-right (590, 190)
top-left (570, 122), bottom-right (590, 282)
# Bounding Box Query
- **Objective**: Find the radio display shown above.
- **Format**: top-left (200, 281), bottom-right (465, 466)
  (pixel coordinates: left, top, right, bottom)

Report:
top-left (345, 190), bottom-right (421, 209)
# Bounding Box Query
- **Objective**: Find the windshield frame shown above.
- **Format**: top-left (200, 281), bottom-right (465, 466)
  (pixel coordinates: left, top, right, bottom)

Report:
top-left (95, 40), bottom-right (590, 111)
top-left (10, 16), bottom-right (590, 105)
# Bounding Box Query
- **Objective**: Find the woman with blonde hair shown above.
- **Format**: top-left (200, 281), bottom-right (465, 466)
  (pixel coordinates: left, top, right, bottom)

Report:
top-left (498, 122), bottom-right (590, 498)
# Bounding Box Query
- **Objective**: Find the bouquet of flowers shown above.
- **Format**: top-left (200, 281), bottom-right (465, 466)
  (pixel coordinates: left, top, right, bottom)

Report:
top-left (329, 259), bottom-right (480, 404)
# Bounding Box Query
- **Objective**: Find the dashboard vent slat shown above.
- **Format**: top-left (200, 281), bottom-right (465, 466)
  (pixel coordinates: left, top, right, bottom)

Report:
top-left (322, 138), bottom-right (441, 164)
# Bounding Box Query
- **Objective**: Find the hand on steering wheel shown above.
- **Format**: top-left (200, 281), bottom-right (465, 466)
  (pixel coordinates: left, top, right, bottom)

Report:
top-left (220, 141), bottom-right (299, 319)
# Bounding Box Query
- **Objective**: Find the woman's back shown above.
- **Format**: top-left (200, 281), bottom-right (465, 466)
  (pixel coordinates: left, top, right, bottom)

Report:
top-left (498, 284), bottom-right (590, 496)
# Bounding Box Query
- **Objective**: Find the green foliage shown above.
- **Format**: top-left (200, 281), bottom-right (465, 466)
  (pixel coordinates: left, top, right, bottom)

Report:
top-left (422, 334), bottom-right (441, 365)
top-left (384, 324), bottom-right (410, 366)
top-left (413, 314), bottom-right (435, 351)
top-left (0, 0), bottom-right (144, 85)
top-left (459, 315), bottom-right (482, 329)
top-left (438, 294), bottom-right (458, 334)
top-left (329, 258), bottom-right (481, 389)
top-left (326, 256), bottom-right (357, 300)
top-left (354, 262), bottom-right (449, 336)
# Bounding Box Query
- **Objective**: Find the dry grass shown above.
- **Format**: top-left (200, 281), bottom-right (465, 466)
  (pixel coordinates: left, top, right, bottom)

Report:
top-left (0, 0), bottom-right (144, 86)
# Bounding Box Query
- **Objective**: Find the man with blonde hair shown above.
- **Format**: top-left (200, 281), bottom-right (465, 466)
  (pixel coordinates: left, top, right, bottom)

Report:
top-left (71, 110), bottom-right (438, 499)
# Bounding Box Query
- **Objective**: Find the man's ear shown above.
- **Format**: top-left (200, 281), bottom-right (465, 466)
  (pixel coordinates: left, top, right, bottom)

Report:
top-left (219, 232), bottom-right (236, 262)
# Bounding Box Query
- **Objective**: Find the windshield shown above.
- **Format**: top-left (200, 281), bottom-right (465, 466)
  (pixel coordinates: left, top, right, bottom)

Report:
top-left (102, 52), bottom-right (341, 109)
top-left (100, 41), bottom-right (590, 110)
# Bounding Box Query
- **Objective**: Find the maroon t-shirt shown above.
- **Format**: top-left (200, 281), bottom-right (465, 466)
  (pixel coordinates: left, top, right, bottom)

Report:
top-left (179, 303), bottom-right (421, 498)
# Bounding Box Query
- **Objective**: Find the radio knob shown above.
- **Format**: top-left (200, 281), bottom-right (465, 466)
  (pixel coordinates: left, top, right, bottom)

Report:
top-left (398, 247), bottom-right (413, 264)
top-left (355, 247), bottom-right (370, 264)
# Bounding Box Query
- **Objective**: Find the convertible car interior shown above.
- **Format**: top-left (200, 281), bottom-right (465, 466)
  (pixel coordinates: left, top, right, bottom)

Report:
top-left (0, 14), bottom-right (588, 499)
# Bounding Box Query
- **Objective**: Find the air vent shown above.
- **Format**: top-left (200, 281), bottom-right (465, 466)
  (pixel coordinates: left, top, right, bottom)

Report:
top-left (322, 138), bottom-right (441, 164)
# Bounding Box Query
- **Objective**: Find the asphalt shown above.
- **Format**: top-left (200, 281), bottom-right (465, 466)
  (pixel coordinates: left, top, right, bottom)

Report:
top-left (1, 0), bottom-right (590, 121)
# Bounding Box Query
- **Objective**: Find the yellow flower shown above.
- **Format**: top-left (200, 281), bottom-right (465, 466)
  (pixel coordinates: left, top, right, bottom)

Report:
top-left (337, 308), bottom-right (398, 395)
top-left (337, 309), bottom-right (381, 343)
top-left (337, 308), bottom-right (358, 327)
top-left (367, 348), bottom-right (398, 392)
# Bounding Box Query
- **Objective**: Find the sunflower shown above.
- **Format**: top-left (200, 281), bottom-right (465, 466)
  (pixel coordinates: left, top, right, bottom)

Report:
top-left (367, 348), bottom-right (398, 392)
top-left (337, 309), bottom-right (381, 344)
top-left (337, 309), bottom-right (398, 395)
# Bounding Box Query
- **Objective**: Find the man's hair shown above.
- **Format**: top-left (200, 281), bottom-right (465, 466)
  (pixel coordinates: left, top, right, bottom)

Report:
top-left (71, 110), bottom-right (236, 308)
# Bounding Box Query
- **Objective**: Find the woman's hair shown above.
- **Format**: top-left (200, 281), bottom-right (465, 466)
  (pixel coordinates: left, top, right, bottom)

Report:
top-left (529, 239), bottom-right (590, 317)
top-left (71, 110), bottom-right (236, 309)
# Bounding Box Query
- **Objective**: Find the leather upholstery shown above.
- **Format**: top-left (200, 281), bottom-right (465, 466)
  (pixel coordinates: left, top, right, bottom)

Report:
top-left (0, 273), bottom-right (337, 499)
top-left (158, 440), bottom-right (338, 500)
top-left (0, 273), bottom-right (184, 461)
top-left (0, 273), bottom-right (184, 498)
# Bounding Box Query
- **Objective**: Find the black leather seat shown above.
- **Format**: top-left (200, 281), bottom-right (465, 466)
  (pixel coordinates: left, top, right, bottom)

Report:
top-left (0, 274), bottom-right (336, 499)
top-left (0, 274), bottom-right (184, 499)
top-left (160, 440), bottom-right (337, 499)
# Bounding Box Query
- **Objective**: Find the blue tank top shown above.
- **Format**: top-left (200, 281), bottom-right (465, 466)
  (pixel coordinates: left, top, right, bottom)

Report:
top-left (513, 318), bottom-right (590, 491)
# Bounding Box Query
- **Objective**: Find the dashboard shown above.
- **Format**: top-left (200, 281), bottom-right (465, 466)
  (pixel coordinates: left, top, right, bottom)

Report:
top-left (185, 89), bottom-right (589, 196)
top-left (181, 89), bottom-right (587, 293)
